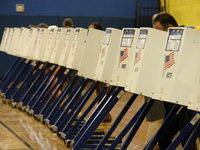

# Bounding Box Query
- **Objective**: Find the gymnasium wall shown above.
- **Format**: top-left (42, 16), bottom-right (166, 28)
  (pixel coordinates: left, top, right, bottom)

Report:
top-left (163, 0), bottom-right (200, 27)
top-left (0, 0), bottom-right (137, 78)
top-left (0, 0), bottom-right (136, 17)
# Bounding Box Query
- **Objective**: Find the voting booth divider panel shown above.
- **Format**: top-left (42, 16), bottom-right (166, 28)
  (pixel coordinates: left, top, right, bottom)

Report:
top-left (0, 26), bottom-right (200, 149)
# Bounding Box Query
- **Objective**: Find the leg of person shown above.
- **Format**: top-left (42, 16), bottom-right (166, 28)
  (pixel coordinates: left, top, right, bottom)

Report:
top-left (158, 102), bottom-right (182, 150)
top-left (145, 98), bottom-right (165, 149)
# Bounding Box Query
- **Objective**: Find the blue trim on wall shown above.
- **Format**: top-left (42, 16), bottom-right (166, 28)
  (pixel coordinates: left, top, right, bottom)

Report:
top-left (0, 0), bottom-right (136, 17)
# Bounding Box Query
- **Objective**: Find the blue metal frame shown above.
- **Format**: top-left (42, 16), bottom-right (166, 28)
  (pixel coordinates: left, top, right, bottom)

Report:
top-left (144, 104), bottom-right (182, 150)
top-left (73, 86), bottom-right (117, 142)
top-left (0, 58), bottom-right (27, 95)
top-left (18, 63), bottom-right (51, 107)
top-left (4, 60), bottom-right (33, 100)
top-left (36, 69), bottom-right (72, 117)
top-left (25, 64), bottom-right (58, 113)
top-left (29, 66), bottom-right (66, 114)
top-left (51, 77), bottom-right (88, 132)
top-left (183, 116), bottom-right (200, 150)
top-left (11, 61), bottom-right (41, 103)
top-left (96, 93), bottom-right (138, 149)
top-left (0, 57), bottom-right (21, 89)
top-left (43, 74), bottom-right (80, 124)
top-left (59, 80), bottom-right (99, 135)
top-left (167, 112), bottom-right (200, 150)
top-left (73, 87), bottom-right (124, 149)
top-left (65, 84), bottom-right (109, 140)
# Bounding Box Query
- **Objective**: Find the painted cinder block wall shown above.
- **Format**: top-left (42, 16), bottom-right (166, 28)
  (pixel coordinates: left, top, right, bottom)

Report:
top-left (161, 0), bottom-right (200, 27)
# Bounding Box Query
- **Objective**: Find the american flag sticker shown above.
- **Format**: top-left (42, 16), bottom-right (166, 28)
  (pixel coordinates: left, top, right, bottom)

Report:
top-left (72, 42), bottom-right (76, 51)
top-left (119, 48), bottom-right (128, 63)
top-left (101, 46), bottom-right (106, 58)
top-left (164, 52), bottom-right (175, 70)
top-left (134, 49), bottom-right (141, 65)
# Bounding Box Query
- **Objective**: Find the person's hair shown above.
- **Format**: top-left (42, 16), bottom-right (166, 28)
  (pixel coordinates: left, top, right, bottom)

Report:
top-left (152, 12), bottom-right (178, 28)
top-left (63, 18), bottom-right (73, 28)
top-left (37, 23), bottom-right (48, 28)
top-left (28, 25), bottom-right (38, 29)
top-left (89, 22), bottom-right (103, 30)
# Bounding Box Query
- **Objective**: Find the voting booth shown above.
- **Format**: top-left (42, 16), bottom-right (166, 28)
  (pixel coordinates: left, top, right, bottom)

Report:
top-left (188, 66), bottom-right (200, 111)
top-left (5, 28), bottom-right (20, 55)
top-left (109, 28), bottom-right (140, 87)
top-left (58, 28), bottom-right (75, 67)
top-left (2, 28), bottom-right (13, 53)
top-left (66, 27), bottom-right (88, 70)
top-left (94, 28), bottom-right (121, 83)
top-left (0, 28), bottom-right (10, 52)
top-left (78, 28), bottom-right (104, 80)
top-left (125, 28), bottom-right (168, 97)
top-left (43, 28), bottom-right (58, 62)
top-left (152, 27), bottom-right (200, 107)
top-left (32, 28), bottom-right (49, 61)
top-left (15, 27), bottom-right (30, 57)
top-left (23, 28), bottom-right (38, 59)
top-left (49, 28), bottom-right (67, 64)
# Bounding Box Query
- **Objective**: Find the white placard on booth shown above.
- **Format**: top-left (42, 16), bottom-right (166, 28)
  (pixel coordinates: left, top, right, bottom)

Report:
top-left (23, 28), bottom-right (38, 59)
top-left (58, 28), bottom-right (75, 67)
top-left (7, 28), bottom-right (21, 56)
top-left (0, 27), bottom-right (10, 52)
top-left (49, 28), bottom-right (67, 64)
top-left (32, 28), bottom-right (49, 61)
top-left (94, 28), bottom-right (122, 83)
top-left (78, 28), bottom-right (104, 80)
top-left (110, 28), bottom-right (140, 87)
top-left (43, 28), bottom-right (58, 62)
top-left (15, 27), bottom-right (30, 57)
top-left (125, 28), bottom-right (168, 97)
top-left (66, 27), bottom-right (88, 70)
top-left (153, 27), bottom-right (200, 107)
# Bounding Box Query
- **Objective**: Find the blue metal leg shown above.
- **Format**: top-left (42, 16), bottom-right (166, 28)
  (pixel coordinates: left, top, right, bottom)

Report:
top-left (120, 98), bottom-right (155, 150)
top-left (65, 84), bottom-right (109, 140)
top-left (73, 87), bottom-right (124, 150)
top-left (36, 69), bottom-right (72, 117)
top-left (1, 59), bottom-right (27, 95)
top-left (95, 93), bottom-right (138, 150)
top-left (30, 66), bottom-right (66, 114)
top-left (73, 86), bottom-right (117, 143)
top-left (11, 61), bottom-right (41, 103)
top-left (60, 81), bottom-right (99, 136)
top-left (183, 116), bottom-right (200, 150)
top-left (107, 98), bottom-right (154, 150)
top-left (144, 104), bottom-right (182, 150)
top-left (52, 78), bottom-right (88, 132)
top-left (49, 76), bottom-right (85, 126)
top-left (0, 57), bottom-right (21, 89)
top-left (26, 64), bottom-right (58, 113)
top-left (18, 63), bottom-right (51, 107)
top-left (43, 74), bottom-right (80, 123)
top-left (4, 60), bottom-right (33, 100)
top-left (167, 112), bottom-right (200, 150)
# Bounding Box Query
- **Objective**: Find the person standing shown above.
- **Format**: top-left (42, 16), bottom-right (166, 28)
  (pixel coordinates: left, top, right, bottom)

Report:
top-left (151, 12), bottom-right (197, 150)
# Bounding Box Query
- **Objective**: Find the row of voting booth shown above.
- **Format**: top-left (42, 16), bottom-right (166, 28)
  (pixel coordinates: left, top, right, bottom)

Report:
top-left (0, 25), bottom-right (200, 149)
